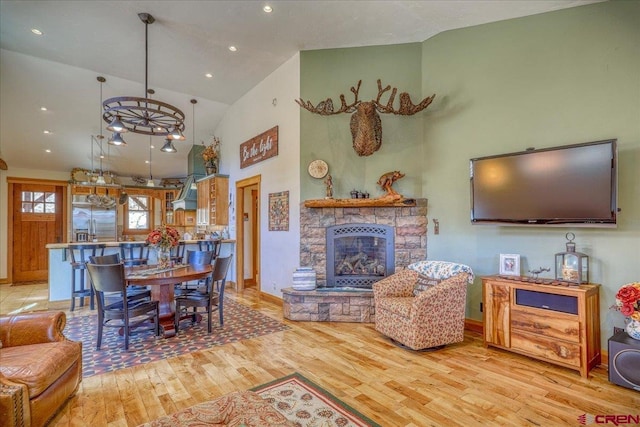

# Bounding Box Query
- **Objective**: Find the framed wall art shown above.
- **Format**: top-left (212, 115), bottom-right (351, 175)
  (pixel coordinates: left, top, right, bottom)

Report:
top-left (268, 190), bottom-right (289, 231)
top-left (499, 253), bottom-right (520, 276)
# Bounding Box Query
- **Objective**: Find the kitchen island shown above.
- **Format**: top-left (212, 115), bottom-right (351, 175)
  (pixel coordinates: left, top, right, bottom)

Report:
top-left (45, 240), bottom-right (235, 302)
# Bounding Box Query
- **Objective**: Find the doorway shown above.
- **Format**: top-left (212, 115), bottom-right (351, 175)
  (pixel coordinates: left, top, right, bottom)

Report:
top-left (8, 178), bottom-right (68, 283)
top-left (235, 175), bottom-right (260, 292)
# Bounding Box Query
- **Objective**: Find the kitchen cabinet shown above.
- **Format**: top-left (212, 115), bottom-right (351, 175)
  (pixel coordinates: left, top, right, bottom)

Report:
top-left (162, 189), bottom-right (179, 225)
top-left (196, 175), bottom-right (229, 226)
top-left (71, 184), bottom-right (120, 198)
top-left (482, 275), bottom-right (600, 377)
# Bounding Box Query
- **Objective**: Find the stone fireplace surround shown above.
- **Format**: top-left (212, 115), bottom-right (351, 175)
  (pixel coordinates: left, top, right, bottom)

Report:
top-left (282, 199), bottom-right (427, 322)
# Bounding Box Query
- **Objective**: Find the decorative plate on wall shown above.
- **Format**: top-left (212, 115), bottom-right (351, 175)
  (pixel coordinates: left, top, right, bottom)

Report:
top-left (308, 159), bottom-right (329, 179)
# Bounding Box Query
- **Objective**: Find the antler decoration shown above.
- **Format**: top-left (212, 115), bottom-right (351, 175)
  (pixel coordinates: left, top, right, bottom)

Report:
top-left (296, 80), bottom-right (435, 156)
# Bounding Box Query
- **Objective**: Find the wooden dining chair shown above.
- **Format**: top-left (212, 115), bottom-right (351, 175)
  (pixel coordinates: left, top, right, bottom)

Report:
top-left (175, 255), bottom-right (232, 333)
top-left (198, 239), bottom-right (222, 259)
top-left (119, 242), bottom-right (149, 267)
top-left (170, 241), bottom-right (186, 264)
top-left (86, 262), bottom-right (160, 350)
top-left (175, 250), bottom-right (215, 295)
top-left (89, 253), bottom-right (151, 303)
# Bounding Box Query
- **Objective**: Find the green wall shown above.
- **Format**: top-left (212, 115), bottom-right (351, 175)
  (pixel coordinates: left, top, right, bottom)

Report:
top-left (300, 43), bottom-right (424, 200)
top-left (300, 1), bottom-right (640, 348)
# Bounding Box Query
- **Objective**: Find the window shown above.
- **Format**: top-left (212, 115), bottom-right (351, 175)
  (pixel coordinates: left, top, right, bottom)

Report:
top-left (22, 191), bottom-right (56, 213)
top-left (124, 194), bottom-right (153, 234)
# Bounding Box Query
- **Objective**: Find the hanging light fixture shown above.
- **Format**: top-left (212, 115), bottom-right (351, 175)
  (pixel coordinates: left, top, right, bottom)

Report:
top-left (160, 138), bottom-right (176, 153)
top-left (190, 99), bottom-right (198, 190)
top-left (95, 76), bottom-right (107, 184)
top-left (146, 137), bottom-right (155, 187)
top-left (102, 13), bottom-right (185, 139)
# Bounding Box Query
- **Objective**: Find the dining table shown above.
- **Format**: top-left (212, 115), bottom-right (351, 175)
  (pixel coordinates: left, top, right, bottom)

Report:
top-left (125, 264), bottom-right (213, 337)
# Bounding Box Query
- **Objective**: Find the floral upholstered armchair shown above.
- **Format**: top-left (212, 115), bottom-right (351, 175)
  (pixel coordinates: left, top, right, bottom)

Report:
top-left (372, 261), bottom-right (474, 351)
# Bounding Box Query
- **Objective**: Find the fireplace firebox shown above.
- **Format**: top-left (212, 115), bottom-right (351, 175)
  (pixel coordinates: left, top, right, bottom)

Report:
top-left (326, 223), bottom-right (394, 288)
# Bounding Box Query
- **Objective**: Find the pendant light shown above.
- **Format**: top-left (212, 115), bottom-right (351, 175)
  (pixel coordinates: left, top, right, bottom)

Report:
top-left (95, 77), bottom-right (107, 185)
top-left (190, 99), bottom-right (198, 190)
top-left (146, 137), bottom-right (155, 187)
top-left (102, 13), bottom-right (185, 138)
top-left (160, 138), bottom-right (176, 153)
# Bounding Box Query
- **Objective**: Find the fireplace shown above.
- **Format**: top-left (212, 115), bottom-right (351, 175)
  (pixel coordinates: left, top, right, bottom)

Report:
top-left (299, 199), bottom-right (428, 289)
top-left (326, 224), bottom-right (394, 288)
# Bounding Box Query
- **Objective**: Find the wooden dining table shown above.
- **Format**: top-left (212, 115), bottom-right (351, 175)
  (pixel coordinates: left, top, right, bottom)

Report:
top-left (125, 264), bottom-right (213, 337)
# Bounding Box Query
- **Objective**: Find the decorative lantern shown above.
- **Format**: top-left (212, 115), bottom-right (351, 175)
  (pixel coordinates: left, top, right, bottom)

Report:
top-left (555, 232), bottom-right (589, 284)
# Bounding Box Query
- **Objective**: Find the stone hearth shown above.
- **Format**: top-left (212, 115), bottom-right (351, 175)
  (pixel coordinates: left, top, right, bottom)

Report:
top-left (282, 287), bottom-right (375, 322)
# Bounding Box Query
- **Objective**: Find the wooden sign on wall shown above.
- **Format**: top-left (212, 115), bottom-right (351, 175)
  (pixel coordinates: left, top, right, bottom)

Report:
top-left (240, 126), bottom-right (279, 169)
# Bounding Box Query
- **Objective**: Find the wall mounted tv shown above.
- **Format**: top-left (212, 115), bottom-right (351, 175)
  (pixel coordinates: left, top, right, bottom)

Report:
top-left (470, 139), bottom-right (617, 227)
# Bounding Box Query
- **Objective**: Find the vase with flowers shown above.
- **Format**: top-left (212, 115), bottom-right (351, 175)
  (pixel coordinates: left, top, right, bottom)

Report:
top-left (613, 282), bottom-right (640, 340)
top-left (146, 225), bottom-right (180, 270)
top-left (202, 137), bottom-right (220, 175)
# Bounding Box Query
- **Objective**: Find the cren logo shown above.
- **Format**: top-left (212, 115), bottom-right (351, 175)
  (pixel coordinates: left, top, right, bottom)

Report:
top-left (578, 413), bottom-right (595, 425)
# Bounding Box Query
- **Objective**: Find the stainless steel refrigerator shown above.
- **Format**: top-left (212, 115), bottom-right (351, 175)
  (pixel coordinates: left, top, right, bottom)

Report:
top-left (72, 195), bottom-right (117, 242)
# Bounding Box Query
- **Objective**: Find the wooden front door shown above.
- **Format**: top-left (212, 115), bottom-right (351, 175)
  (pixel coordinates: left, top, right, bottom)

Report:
top-left (10, 181), bottom-right (66, 283)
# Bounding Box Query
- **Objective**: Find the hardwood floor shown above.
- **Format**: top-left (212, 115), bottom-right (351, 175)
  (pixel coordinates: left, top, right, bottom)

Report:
top-left (1, 283), bottom-right (639, 426)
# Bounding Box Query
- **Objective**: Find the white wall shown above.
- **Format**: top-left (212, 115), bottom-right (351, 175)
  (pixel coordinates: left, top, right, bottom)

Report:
top-left (215, 53), bottom-right (301, 298)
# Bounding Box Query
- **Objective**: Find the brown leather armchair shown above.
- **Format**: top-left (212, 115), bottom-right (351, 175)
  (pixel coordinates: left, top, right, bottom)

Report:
top-left (0, 311), bottom-right (82, 427)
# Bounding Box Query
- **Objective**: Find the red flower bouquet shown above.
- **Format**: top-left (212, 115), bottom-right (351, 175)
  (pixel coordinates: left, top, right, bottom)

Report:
top-left (614, 282), bottom-right (640, 321)
top-left (146, 225), bottom-right (180, 251)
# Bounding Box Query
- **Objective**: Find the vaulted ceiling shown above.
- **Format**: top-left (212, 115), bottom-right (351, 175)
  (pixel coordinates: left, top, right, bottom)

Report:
top-left (0, 0), bottom-right (602, 179)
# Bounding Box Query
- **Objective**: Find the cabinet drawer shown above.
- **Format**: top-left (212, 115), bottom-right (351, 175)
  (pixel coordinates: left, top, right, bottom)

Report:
top-left (511, 309), bottom-right (580, 343)
top-left (511, 330), bottom-right (580, 367)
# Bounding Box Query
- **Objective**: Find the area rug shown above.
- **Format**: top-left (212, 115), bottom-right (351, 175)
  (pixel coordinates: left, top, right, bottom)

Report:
top-left (252, 372), bottom-right (381, 427)
top-left (64, 299), bottom-right (289, 377)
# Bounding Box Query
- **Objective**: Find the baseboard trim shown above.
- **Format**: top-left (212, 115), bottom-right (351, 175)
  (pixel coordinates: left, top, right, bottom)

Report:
top-left (464, 318), bottom-right (483, 335)
top-left (260, 291), bottom-right (282, 305)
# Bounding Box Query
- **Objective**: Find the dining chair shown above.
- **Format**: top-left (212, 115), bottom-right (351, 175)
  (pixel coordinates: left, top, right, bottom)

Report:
top-left (175, 255), bottom-right (232, 333)
top-left (86, 262), bottom-right (160, 350)
top-left (119, 241), bottom-right (149, 267)
top-left (68, 243), bottom-right (105, 311)
top-left (175, 250), bottom-right (215, 295)
top-left (89, 253), bottom-right (151, 303)
top-left (170, 241), bottom-right (186, 264)
top-left (198, 239), bottom-right (222, 259)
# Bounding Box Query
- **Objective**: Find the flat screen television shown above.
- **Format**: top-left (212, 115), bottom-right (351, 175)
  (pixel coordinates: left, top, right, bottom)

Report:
top-left (470, 139), bottom-right (617, 227)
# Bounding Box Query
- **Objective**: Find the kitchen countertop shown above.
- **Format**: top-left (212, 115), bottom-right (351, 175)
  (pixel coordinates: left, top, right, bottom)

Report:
top-left (45, 239), bottom-right (236, 249)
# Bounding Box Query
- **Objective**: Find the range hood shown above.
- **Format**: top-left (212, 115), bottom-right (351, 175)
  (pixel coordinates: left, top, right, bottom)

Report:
top-left (173, 145), bottom-right (206, 211)
top-left (172, 175), bottom-right (202, 211)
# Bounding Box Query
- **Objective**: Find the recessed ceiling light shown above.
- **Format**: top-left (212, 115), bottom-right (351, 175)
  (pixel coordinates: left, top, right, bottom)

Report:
top-left (31, 28), bottom-right (43, 36)
top-left (145, 160), bottom-right (150, 164)
top-left (40, 106), bottom-right (47, 111)
top-left (205, 73), bottom-right (213, 78)
top-left (228, 46), bottom-right (237, 52)
top-left (263, 5), bottom-right (273, 13)
top-left (43, 130), bottom-right (51, 134)
top-left (45, 149), bottom-right (51, 153)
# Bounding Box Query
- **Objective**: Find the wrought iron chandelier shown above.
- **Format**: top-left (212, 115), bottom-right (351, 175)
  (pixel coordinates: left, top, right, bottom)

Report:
top-left (103, 13), bottom-right (186, 144)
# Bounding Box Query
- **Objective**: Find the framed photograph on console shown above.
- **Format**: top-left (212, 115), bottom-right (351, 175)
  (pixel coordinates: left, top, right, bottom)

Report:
top-left (499, 254), bottom-right (520, 276)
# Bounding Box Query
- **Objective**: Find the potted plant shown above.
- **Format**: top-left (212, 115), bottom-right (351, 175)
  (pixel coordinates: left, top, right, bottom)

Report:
top-left (146, 225), bottom-right (180, 269)
top-left (613, 282), bottom-right (640, 340)
top-left (202, 137), bottom-right (220, 175)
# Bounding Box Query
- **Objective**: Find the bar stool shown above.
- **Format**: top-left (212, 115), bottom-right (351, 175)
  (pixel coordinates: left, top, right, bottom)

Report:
top-left (69, 243), bottom-right (105, 311)
top-left (170, 241), bottom-right (186, 264)
top-left (198, 239), bottom-right (222, 259)
top-left (119, 241), bottom-right (149, 267)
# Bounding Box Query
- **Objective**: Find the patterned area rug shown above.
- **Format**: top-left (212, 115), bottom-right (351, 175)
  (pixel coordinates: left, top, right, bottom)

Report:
top-left (252, 373), bottom-right (381, 427)
top-left (64, 299), bottom-right (289, 377)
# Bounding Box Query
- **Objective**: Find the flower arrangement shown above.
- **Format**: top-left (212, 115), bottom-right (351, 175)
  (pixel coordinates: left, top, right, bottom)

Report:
top-left (145, 225), bottom-right (180, 252)
top-left (614, 282), bottom-right (640, 321)
top-left (201, 137), bottom-right (220, 166)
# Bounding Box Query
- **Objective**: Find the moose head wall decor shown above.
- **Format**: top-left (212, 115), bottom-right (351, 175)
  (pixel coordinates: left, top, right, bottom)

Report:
top-left (296, 80), bottom-right (436, 156)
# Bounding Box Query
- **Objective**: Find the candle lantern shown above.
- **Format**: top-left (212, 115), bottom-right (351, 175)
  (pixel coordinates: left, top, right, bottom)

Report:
top-left (554, 232), bottom-right (589, 284)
